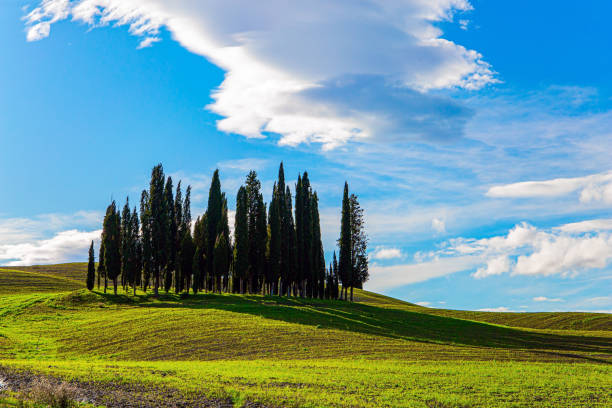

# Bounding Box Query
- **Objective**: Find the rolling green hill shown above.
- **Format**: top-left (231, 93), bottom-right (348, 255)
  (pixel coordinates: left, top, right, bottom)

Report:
top-left (0, 264), bottom-right (611, 407)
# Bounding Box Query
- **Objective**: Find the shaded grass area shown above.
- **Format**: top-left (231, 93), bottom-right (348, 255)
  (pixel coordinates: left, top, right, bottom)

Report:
top-left (2, 359), bottom-right (611, 408)
top-left (0, 267), bottom-right (85, 294)
top-left (1, 290), bottom-right (611, 364)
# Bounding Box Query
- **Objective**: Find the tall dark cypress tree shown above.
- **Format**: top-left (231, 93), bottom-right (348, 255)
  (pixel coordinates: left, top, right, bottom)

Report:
top-left (164, 177), bottom-right (176, 293)
top-left (277, 163), bottom-right (292, 295)
top-left (206, 170), bottom-right (223, 292)
top-left (332, 251), bottom-right (339, 300)
top-left (311, 192), bottom-right (325, 298)
top-left (121, 198), bottom-right (132, 292)
top-left (193, 214), bottom-right (207, 292)
top-left (149, 164), bottom-right (167, 297)
top-left (338, 182), bottom-right (352, 301)
top-left (131, 207), bottom-right (141, 295)
top-left (217, 194), bottom-right (231, 292)
top-left (295, 174), bottom-right (304, 295)
top-left (349, 194), bottom-right (369, 297)
top-left (179, 229), bottom-right (195, 294)
top-left (174, 181), bottom-right (183, 294)
top-left (102, 201), bottom-right (122, 295)
top-left (285, 186), bottom-right (298, 296)
top-left (268, 182), bottom-right (281, 295)
top-left (140, 190), bottom-right (152, 293)
top-left (246, 171), bottom-right (267, 293)
top-left (301, 172), bottom-right (313, 297)
top-left (233, 186), bottom-right (249, 294)
top-left (97, 240), bottom-right (106, 292)
top-left (86, 241), bottom-right (95, 291)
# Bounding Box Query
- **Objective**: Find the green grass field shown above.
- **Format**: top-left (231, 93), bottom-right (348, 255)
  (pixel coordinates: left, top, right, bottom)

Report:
top-left (0, 264), bottom-right (611, 407)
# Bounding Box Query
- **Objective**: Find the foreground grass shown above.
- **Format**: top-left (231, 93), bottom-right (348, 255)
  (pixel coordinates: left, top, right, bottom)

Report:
top-left (1, 264), bottom-right (611, 407)
top-left (2, 358), bottom-right (611, 407)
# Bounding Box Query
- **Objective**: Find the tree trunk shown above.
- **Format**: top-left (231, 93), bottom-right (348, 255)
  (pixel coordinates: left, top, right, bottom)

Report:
top-left (350, 286), bottom-right (353, 302)
top-left (113, 279), bottom-right (118, 295)
top-left (104, 276), bottom-right (108, 294)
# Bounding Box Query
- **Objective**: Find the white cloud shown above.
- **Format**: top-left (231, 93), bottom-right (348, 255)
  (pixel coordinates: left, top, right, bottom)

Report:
top-left (555, 218), bottom-right (612, 233)
top-left (370, 247), bottom-right (403, 260)
top-left (533, 296), bottom-right (563, 302)
top-left (137, 36), bottom-right (160, 49)
top-left (445, 220), bottom-right (612, 278)
top-left (416, 301), bottom-right (431, 307)
top-left (23, 0), bottom-right (495, 149)
top-left (0, 229), bottom-right (101, 266)
top-left (0, 211), bottom-right (102, 244)
top-left (365, 255), bottom-right (481, 292)
top-left (486, 171), bottom-right (612, 203)
top-left (477, 306), bottom-right (512, 312)
top-left (432, 217), bottom-right (446, 234)
top-left (217, 158), bottom-right (270, 173)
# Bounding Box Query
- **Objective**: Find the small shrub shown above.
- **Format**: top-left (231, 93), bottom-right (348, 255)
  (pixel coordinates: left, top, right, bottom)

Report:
top-left (28, 378), bottom-right (80, 408)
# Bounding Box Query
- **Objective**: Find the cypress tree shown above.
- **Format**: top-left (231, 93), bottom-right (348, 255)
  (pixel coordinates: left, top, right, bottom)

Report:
top-left (338, 182), bottom-right (352, 301)
top-left (332, 251), bottom-right (339, 300)
top-left (86, 241), bottom-right (95, 291)
top-left (140, 190), bottom-right (152, 293)
top-left (121, 198), bottom-right (132, 292)
top-left (233, 186), bottom-right (249, 294)
top-left (192, 214), bottom-right (207, 292)
top-left (301, 172), bottom-right (313, 297)
top-left (174, 181), bottom-right (183, 294)
top-left (217, 194), bottom-right (231, 292)
top-left (98, 240), bottom-right (106, 292)
top-left (149, 164), bottom-right (167, 297)
top-left (349, 194), bottom-right (369, 296)
top-left (285, 186), bottom-right (297, 296)
top-left (102, 201), bottom-right (121, 295)
top-left (213, 232), bottom-right (230, 293)
top-left (178, 229), bottom-right (195, 295)
top-left (277, 163), bottom-right (292, 296)
top-left (268, 182), bottom-right (281, 295)
top-left (246, 171), bottom-right (267, 293)
top-left (164, 177), bottom-right (176, 293)
top-left (295, 174), bottom-right (303, 295)
top-left (131, 207), bottom-right (141, 295)
top-left (311, 192), bottom-right (325, 298)
top-left (206, 170), bottom-right (223, 292)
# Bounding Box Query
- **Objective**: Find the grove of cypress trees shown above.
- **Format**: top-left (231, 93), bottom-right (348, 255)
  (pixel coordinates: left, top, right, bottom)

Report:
top-left (233, 186), bottom-right (249, 294)
top-left (86, 240), bottom-right (95, 291)
top-left (246, 171), bottom-right (267, 293)
top-left (102, 201), bottom-right (121, 295)
top-left (338, 182), bottom-right (352, 301)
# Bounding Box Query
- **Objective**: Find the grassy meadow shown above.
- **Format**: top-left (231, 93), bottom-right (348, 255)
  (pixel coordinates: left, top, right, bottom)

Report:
top-left (0, 264), bottom-right (611, 407)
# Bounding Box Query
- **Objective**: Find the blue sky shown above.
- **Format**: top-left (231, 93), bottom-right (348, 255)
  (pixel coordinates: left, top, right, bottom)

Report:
top-left (1, 0), bottom-right (611, 313)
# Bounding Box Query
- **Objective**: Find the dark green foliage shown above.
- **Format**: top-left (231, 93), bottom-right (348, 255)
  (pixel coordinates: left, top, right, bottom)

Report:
top-left (164, 177), bottom-right (176, 293)
top-left (350, 194), bottom-right (369, 293)
top-left (206, 170), bottom-right (223, 292)
top-left (213, 232), bottom-right (230, 293)
top-left (233, 186), bottom-right (249, 294)
top-left (140, 190), bottom-right (152, 293)
top-left (284, 186), bottom-right (298, 296)
top-left (246, 171), bottom-right (267, 293)
top-left (192, 214), bottom-right (207, 292)
top-left (102, 201), bottom-right (121, 295)
top-left (268, 182), bottom-right (281, 295)
top-left (86, 241), bottom-right (95, 291)
top-left (149, 164), bottom-right (167, 296)
top-left (178, 230), bottom-right (195, 294)
top-left (332, 251), bottom-right (339, 299)
top-left (97, 240), bottom-right (105, 292)
top-left (338, 182), bottom-right (352, 301)
top-left (311, 192), bottom-right (325, 298)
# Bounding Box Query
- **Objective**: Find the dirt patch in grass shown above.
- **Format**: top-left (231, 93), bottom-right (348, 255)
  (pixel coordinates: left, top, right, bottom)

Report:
top-left (0, 365), bottom-right (251, 408)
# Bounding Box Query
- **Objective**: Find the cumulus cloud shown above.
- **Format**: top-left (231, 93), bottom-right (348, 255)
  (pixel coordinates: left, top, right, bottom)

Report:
top-left (533, 296), bottom-right (563, 302)
top-left (444, 220), bottom-right (612, 278)
top-left (486, 171), bottom-right (612, 203)
top-left (370, 247), bottom-right (403, 260)
top-left (0, 229), bottom-right (101, 266)
top-left (23, 0), bottom-right (495, 149)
